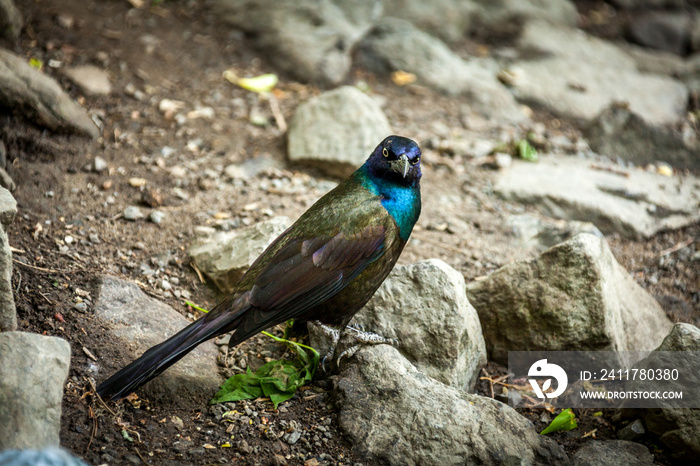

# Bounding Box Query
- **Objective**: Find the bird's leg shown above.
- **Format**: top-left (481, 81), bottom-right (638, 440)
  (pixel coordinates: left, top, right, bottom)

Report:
top-left (336, 325), bottom-right (399, 365)
top-left (310, 320), bottom-right (341, 372)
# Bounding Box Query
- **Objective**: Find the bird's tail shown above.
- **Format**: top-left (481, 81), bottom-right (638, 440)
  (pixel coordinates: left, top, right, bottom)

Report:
top-left (96, 294), bottom-right (248, 401)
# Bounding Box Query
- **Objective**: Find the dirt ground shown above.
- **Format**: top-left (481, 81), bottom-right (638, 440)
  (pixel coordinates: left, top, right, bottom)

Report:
top-left (2, 0), bottom-right (698, 464)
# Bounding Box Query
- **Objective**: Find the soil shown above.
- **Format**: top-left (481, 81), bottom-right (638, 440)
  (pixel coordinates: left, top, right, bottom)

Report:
top-left (2, 1), bottom-right (698, 465)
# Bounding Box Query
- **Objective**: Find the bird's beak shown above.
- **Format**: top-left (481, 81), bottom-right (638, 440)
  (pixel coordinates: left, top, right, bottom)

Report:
top-left (390, 154), bottom-right (410, 178)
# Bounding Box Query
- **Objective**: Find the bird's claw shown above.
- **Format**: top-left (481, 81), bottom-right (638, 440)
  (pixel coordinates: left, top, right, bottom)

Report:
top-left (336, 345), bottom-right (359, 366)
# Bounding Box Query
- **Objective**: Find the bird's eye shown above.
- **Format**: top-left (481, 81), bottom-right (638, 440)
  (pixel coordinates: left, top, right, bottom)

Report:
top-left (382, 148), bottom-right (389, 158)
top-left (410, 157), bottom-right (419, 165)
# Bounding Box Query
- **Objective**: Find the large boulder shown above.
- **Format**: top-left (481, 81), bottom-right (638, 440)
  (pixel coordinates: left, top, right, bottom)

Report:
top-left (0, 332), bottom-right (71, 449)
top-left (189, 216), bottom-right (291, 293)
top-left (0, 49), bottom-right (99, 137)
top-left (94, 275), bottom-right (222, 402)
top-left (466, 234), bottom-right (673, 364)
top-left (0, 187), bottom-right (17, 331)
top-left (352, 259), bottom-right (487, 390)
top-left (621, 324), bottom-right (700, 461)
top-left (214, 0), bottom-right (380, 85)
top-left (495, 156), bottom-right (700, 239)
top-left (357, 18), bottom-right (525, 122)
top-left (334, 345), bottom-right (568, 465)
top-left (505, 20), bottom-right (688, 126)
top-left (287, 86), bottom-right (392, 177)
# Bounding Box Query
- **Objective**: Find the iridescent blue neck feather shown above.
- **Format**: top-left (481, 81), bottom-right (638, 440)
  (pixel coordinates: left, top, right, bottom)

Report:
top-left (356, 165), bottom-right (421, 241)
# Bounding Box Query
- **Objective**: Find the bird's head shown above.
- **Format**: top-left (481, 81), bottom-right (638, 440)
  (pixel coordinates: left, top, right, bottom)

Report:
top-left (366, 135), bottom-right (422, 185)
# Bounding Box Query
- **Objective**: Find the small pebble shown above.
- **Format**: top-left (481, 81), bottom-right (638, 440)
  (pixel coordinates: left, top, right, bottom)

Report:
top-left (149, 210), bottom-right (165, 224)
top-left (93, 156), bottom-right (108, 173)
top-left (123, 206), bottom-right (144, 221)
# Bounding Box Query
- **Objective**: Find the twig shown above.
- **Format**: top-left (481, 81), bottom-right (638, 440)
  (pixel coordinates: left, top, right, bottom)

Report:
top-left (589, 163), bottom-right (630, 178)
top-left (12, 258), bottom-right (60, 273)
top-left (9, 246), bottom-right (26, 253)
top-left (482, 368), bottom-right (495, 399)
top-left (267, 94), bottom-right (287, 133)
top-left (659, 238), bottom-right (694, 257)
top-left (86, 405), bottom-right (97, 454)
top-left (39, 291), bottom-right (54, 305)
top-left (190, 262), bottom-right (205, 283)
top-left (582, 428), bottom-right (597, 438)
top-left (135, 447), bottom-right (147, 464)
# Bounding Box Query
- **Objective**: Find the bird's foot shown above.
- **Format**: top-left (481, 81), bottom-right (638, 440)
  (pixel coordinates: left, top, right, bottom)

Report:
top-left (311, 321), bottom-right (341, 372)
top-left (336, 326), bottom-right (399, 366)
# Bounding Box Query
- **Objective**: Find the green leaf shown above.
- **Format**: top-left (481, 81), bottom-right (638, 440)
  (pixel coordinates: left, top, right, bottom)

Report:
top-left (518, 139), bottom-right (538, 162)
top-left (29, 58), bottom-right (43, 70)
top-left (540, 409), bottom-right (578, 435)
top-left (210, 331), bottom-right (319, 409)
top-left (185, 300), bottom-right (209, 313)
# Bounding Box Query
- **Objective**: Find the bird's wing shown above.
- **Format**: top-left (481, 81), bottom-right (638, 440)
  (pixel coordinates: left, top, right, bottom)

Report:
top-left (231, 223), bottom-right (388, 339)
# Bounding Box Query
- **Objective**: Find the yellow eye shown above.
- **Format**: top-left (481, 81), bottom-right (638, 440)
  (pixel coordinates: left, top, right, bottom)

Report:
top-left (382, 148), bottom-right (389, 158)
top-left (411, 157), bottom-right (419, 165)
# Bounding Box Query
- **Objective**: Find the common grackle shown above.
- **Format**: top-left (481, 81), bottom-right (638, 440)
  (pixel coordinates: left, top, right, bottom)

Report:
top-left (97, 135), bottom-right (422, 401)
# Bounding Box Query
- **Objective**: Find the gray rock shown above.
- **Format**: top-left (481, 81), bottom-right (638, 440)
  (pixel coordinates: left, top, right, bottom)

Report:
top-left (0, 332), bottom-right (71, 449)
top-left (612, 0), bottom-right (685, 8)
top-left (352, 259), bottom-right (487, 390)
top-left (0, 187), bottom-right (16, 331)
top-left (472, 0), bottom-right (577, 32)
top-left (92, 155), bottom-right (108, 173)
top-left (0, 49), bottom-right (98, 138)
top-left (507, 21), bottom-right (688, 126)
top-left (585, 103), bottom-right (700, 170)
top-left (149, 210), bottom-right (165, 224)
top-left (628, 10), bottom-right (691, 56)
top-left (0, 0), bottom-right (22, 41)
top-left (287, 87), bottom-right (391, 177)
top-left (123, 205), bottom-right (144, 221)
top-left (224, 154), bottom-right (283, 180)
top-left (0, 448), bottom-right (88, 466)
top-left (381, 0), bottom-right (477, 43)
top-left (189, 216), bottom-right (290, 293)
top-left (466, 234), bottom-right (673, 364)
top-left (94, 275), bottom-right (222, 401)
top-left (62, 65), bottom-right (112, 96)
top-left (508, 214), bottom-right (604, 252)
top-left (495, 155), bottom-right (700, 239)
top-left (214, 0), bottom-right (380, 85)
top-left (570, 440), bottom-right (654, 466)
top-left (621, 324), bottom-right (700, 461)
top-left (357, 18), bottom-right (525, 122)
top-left (335, 345), bottom-right (567, 465)
top-left (617, 419), bottom-right (646, 441)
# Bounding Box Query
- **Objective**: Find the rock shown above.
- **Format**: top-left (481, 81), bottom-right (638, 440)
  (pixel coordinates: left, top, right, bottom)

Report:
top-left (224, 154), bottom-right (283, 180)
top-left (0, 448), bottom-right (88, 466)
top-left (585, 103), bottom-right (700, 170)
top-left (94, 275), bottom-right (222, 401)
top-left (508, 214), bottom-right (604, 252)
top-left (466, 234), bottom-right (673, 364)
top-left (0, 332), bottom-right (71, 449)
top-left (472, 0), bottom-right (578, 32)
top-left (214, 0), bottom-right (380, 85)
top-left (92, 155), bottom-right (108, 173)
top-left (494, 155), bottom-right (700, 239)
top-left (380, 0), bottom-right (477, 43)
top-left (357, 18), bottom-right (525, 123)
top-left (620, 324), bottom-right (700, 461)
top-left (149, 210), bottom-right (165, 224)
top-left (570, 440), bottom-right (654, 466)
top-left (335, 345), bottom-right (567, 465)
top-left (123, 205), bottom-right (144, 221)
top-left (351, 259), bottom-right (487, 390)
top-left (617, 419), bottom-right (646, 441)
top-left (0, 49), bottom-right (99, 138)
top-left (628, 10), bottom-right (691, 56)
top-left (507, 20), bottom-right (688, 126)
top-left (0, 187), bottom-right (16, 331)
top-left (287, 86), bottom-right (391, 177)
top-left (189, 217), bottom-right (291, 293)
top-left (62, 65), bottom-right (112, 96)
top-left (0, 0), bottom-right (22, 41)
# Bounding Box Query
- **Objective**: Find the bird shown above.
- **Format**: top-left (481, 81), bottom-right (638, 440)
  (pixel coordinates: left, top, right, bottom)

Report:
top-left (97, 135), bottom-right (422, 401)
